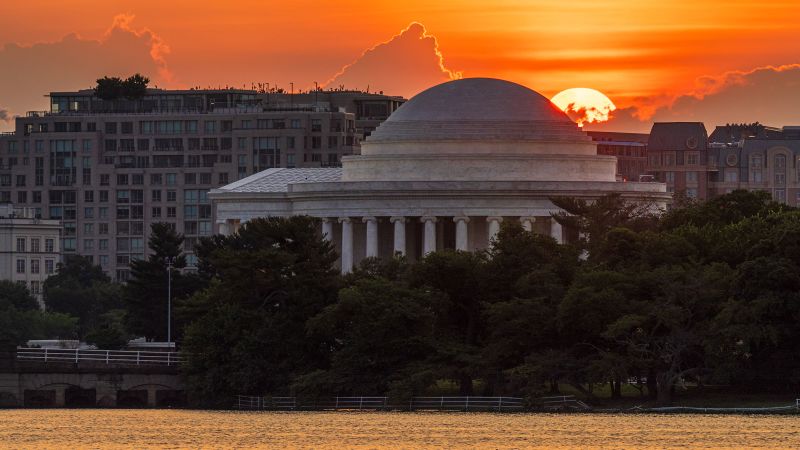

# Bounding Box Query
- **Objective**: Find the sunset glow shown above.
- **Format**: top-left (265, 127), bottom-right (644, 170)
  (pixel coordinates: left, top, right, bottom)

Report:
top-left (2, 1), bottom-right (800, 131)
top-left (551, 88), bottom-right (617, 126)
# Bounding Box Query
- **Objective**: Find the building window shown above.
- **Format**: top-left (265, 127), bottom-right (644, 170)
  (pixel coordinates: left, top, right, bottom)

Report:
top-left (204, 121), bottom-right (216, 133)
top-left (17, 259), bottom-right (25, 274)
top-left (775, 154), bottom-right (787, 186)
top-left (775, 189), bottom-right (787, 204)
top-left (16, 238), bottom-right (25, 253)
top-left (167, 207), bottom-right (176, 218)
top-left (686, 188), bottom-right (698, 198)
top-left (686, 153), bottom-right (699, 165)
top-left (686, 171), bottom-right (698, 183)
top-left (31, 239), bottom-right (40, 253)
top-left (45, 239), bottom-right (54, 253)
top-left (725, 169), bottom-right (739, 183)
top-left (30, 281), bottom-right (40, 295)
top-left (664, 171), bottom-right (675, 184)
top-left (152, 207), bottom-right (162, 218)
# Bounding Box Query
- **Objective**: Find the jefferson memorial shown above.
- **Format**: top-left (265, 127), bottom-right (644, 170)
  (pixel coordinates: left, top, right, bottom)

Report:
top-left (210, 78), bottom-right (669, 272)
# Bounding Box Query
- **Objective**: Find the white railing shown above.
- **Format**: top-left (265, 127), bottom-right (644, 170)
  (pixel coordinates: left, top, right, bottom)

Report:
top-left (540, 395), bottom-right (592, 410)
top-left (411, 396), bottom-right (524, 412)
top-left (16, 347), bottom-right (184, 366)
top-left (234, 395), bottom-right (525, 411)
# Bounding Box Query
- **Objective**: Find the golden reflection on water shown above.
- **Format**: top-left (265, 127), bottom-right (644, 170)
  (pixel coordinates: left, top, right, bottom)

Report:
top-left (0, 410), bottom-right (798, 449)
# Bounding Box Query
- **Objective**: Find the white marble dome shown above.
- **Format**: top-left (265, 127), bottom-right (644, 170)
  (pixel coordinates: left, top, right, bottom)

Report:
top-left (345, 78), bottom-right (610, 182)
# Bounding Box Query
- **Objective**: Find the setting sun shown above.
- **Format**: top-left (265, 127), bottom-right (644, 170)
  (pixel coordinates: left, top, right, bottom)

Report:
top-left (551, 88), bottom-right (616, 126)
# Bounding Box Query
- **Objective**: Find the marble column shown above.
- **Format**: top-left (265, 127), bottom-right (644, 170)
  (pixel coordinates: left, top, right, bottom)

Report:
top-left (390, 216), bottom-right (406, 255)
top-left (339, 217), bottom-right (353, 273)
top-left (520, 216), bottom-right (535, 232)
top-left (453, 216), bottom-right (470, 251)
top-left (421, 216), bottom-right (438, 255)
top-left (550, 218), bottom-right (564, 244)
top-left (217, 221), bottom-right (230, 236)
top-left (321, 218), bottom-right (334, 242)
top-left (363, 216), bottom-right (378, 258)
top-left (487, 216), bottom-right (503, 245)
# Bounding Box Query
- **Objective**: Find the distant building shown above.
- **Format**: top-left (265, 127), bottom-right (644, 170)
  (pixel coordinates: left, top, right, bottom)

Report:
top-left (0, 204), bottom-right (61, 308)
top-left (0, 87), bottom-right (405, 281)
top-left (646, 122), bottom-right (711, 200)
top-left (586, 131), bottom-right (649, 182)
top-left (645, 121), bottom-right (800, 205)
top-left (707, 125), bottom-right (800, 204)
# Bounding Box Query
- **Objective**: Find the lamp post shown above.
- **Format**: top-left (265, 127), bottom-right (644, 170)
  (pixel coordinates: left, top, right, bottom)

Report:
top-left (164, 256), bottom-right (175, 346)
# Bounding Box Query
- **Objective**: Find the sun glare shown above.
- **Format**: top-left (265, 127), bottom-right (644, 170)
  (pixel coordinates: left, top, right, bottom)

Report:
top-left (551, 88), bottom-right (616, 126)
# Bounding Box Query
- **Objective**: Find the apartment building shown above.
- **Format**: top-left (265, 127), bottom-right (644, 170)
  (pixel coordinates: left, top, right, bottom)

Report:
top-left (0, 204), bottom-right (61, 308)
top-left (586, 131), bottom-right (649, 182)
top-left (0, 88), bottom-right (404, 281)
top-left (646, 122), bottom-right (711, 200)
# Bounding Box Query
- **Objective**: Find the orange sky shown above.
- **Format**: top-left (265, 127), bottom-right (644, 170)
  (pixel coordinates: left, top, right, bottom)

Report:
top-left (2, 0), bottom-right (800, 131)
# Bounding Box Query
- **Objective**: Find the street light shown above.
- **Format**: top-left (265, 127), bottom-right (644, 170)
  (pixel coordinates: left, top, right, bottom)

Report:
top-left (164, 256), bottom-right (176, 346)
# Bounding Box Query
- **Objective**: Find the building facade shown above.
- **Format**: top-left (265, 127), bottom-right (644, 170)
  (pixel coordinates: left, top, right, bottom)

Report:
top-left (0, 204), bottom-right (61, 307)
top-left (646, 122), bottom-right (800, 205)
top-left (0, 88), bottom-right (403, 281)
top-left (211, 79), bottom-right (670, 273)
top-left (586, 131), bottom-right (649, 182)
top-left (646, 122), bottom-right (711, 200)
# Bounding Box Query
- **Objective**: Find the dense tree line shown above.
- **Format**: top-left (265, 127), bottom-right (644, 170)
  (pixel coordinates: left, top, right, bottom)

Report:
top-left (5, 190), bottom-right (799, 406)
top-left (177, 190), bottom-right (800, 406)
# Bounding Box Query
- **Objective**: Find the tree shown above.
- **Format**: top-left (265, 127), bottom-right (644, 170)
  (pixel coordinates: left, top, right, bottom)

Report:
top-left (95, 74), bottom-right (150, 101)
top-left (0, 281), bottom-right (77, 349)
top-left (181, 216), bottom-right (340, 406)
top-left (0, 280), bottom-right (39, 311)
top-left (94, 76), bottom-right (124, 100)
top-left (408, 250), bottom-right (490, 395)
top-left (122, 73), bottom-right (150, 100)
top-left (43, 255), bottom-right (122, 337)
top-left (125, 223), bottom-right (199, 341)
top-left (295, 277), bottom-right (438, 398)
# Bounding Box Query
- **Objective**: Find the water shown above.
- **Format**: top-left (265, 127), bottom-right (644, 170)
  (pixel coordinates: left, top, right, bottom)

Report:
top-left (1, 410), bottom-right (798, 449)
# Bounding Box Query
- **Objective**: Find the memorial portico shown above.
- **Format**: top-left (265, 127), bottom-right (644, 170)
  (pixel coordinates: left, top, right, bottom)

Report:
top-left (211, 78), bottom-right (669, 273)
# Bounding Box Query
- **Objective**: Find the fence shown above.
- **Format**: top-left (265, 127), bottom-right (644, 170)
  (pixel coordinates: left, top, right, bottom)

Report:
top-left (16, 347), bottom-right (184, 366)
top-left (235, 395), bottom-right (524, 412)
top-left (411, 396), bottom-right (524, 412)
top-left (540, 395), bottom-right (592, 411)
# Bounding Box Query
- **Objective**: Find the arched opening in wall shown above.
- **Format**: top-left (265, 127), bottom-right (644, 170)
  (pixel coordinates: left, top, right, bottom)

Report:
top-left (117, 390), bottom-right (148, 408)
top-left (64, 387), bottom-right (96, 408)
top-left (156, 390), bottom-right (187, 407)
top-left (23, 390), bottom-right (56, 407)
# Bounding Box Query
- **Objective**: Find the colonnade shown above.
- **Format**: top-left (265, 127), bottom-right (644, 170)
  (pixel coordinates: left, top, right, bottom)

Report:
top-left (322, 215), bottom-right (565, 274)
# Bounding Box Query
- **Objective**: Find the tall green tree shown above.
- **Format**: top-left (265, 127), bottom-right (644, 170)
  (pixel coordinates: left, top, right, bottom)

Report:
top-left (181, 216), bottom-right (340, 406)
top-left (125, 223), bottom-right (200, 341)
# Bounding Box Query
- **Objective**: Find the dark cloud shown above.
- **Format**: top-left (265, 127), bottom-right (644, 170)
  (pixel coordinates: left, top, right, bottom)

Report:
top-left (0, 14), bottom-right (171, 124)
top-left (587, 64), bottom-right (800, 132)
top-left (323, 22), bottom-right (461, 98)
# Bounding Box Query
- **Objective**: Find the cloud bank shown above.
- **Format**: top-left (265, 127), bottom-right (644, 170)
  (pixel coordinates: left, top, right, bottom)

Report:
top-left (0, 14), bottom-right (171, 123)
top-left (323, 22), bottom-right (461, 98)
top-left (587, 64), bottom-right (800, 132)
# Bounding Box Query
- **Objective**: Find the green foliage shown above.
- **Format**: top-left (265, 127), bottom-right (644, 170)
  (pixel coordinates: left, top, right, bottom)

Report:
top-left (0, 282), bottom-right (77, 348)
top-left (295, 277), bottom-right (437, 397)
top-left (84, 310), bottom-right (130, 350)
top-left (94, 73), bottom-right (150, 101)
top-left (125, 222), bottom-right (201, 341)
top-left (43, 255), bottom-right (122, 337)
top-left (181, 216), bottom-right (340, 406)
top-left (177, 192), bottom-right (800, 406)
top-left (0, 280), bottom-right (39, 311)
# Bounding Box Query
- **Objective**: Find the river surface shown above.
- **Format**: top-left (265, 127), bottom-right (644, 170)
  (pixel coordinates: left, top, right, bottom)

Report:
top-left (1, 410), bottom-right (798, 449)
